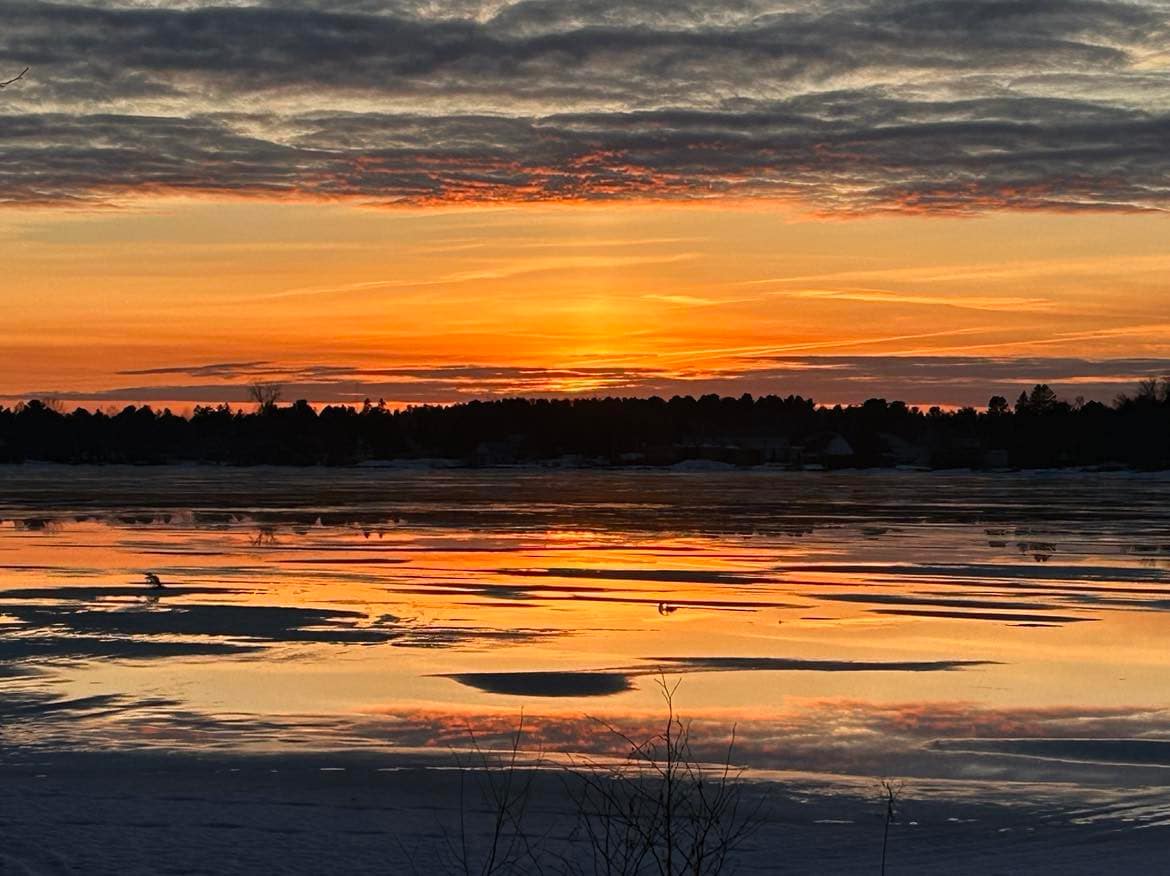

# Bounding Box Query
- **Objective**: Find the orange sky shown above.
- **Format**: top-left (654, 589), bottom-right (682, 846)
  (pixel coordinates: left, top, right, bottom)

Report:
top-left (2, 199), bottom-right (1169, 409)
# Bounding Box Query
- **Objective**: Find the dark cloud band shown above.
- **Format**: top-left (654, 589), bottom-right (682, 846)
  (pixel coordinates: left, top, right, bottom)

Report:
top-left (11, 355), bottom-right (1170, 408)
top-left (1, 0), bottom-right (1167, 211)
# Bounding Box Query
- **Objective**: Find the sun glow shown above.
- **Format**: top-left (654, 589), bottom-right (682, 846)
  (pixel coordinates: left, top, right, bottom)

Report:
top-left (2, 200), bottom-right (1167, 409)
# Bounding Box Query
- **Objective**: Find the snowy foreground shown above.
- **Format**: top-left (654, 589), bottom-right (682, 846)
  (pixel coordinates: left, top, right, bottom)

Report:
top-left (2, 749), bottom-right (1168, 875)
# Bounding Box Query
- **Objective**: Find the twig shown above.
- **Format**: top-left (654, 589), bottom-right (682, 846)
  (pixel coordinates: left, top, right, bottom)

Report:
top-left (0, 68), bottom-right (29, 89)
top-left (879, 778), bottom-right (904, 876)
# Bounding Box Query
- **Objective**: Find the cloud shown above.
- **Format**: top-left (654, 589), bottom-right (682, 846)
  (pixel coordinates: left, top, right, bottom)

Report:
top-left (14, 355), bottom-right (1170, 407)
top-left (118, 361), bottom-right (274, 378)
top-left (789, 289), bottom-right (1053, 313)
top-left (1, 0), bottom-right (1168, 212)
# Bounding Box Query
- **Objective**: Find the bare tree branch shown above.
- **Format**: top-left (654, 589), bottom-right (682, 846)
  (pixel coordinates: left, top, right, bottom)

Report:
top-left (879, 777), bottom-right (905, 876)
top-left (247, 382), bottom-right (283, 412)
top-left (0, 68), bottom-right (29, 89)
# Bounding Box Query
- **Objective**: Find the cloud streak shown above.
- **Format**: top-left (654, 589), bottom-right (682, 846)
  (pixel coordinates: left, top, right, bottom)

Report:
top-left (12, 354), bottom-right (1170, 407)
top-left (1, 0), bottom-right (1168, 212)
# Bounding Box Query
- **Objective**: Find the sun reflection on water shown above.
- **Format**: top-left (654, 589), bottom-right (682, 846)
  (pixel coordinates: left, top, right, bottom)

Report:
top-left (2, 468), bottom-right (1170, 786)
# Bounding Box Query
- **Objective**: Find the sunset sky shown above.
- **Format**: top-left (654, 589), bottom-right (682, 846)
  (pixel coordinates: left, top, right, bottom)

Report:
top-left (3, 0), bottom-right (1169, 409)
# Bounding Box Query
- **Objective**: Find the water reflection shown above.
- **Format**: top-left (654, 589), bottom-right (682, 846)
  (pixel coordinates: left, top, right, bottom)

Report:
top-left (1, 468), bottom-right (1169, 791)
top-left (444, 656), bottom-right (996, 697)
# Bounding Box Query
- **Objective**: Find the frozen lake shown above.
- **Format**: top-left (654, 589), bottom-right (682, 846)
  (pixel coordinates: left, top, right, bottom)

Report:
top-left (2, 465), bottom-right (1169, 791)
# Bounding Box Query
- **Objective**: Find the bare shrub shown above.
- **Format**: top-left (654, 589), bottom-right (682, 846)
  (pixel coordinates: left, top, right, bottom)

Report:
top-left (566, 677), bottom-right (764, 876)
top-left (411, 683), bottom-right (763, 875)
top-left (433, 714), bottom-right (552, 876)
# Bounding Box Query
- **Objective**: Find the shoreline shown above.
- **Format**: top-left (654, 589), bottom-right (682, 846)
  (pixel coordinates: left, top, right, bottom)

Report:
top-left (3, 459), bottom-right (1170, 474)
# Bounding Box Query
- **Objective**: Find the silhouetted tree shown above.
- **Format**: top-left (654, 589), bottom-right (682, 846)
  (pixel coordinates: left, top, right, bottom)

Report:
top-left (247, 382), bottom-right (283, 413)
top-left (1125, 377), bottom-right (1170, 408)
top-left (1016, 384), bottom-right (1060, 415)
top-left (2, 378), bottom-right (1168, 469)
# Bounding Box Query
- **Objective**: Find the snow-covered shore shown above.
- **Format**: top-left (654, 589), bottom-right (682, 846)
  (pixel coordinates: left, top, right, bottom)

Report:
top-left (2, 748), bottom-right (1168, 875)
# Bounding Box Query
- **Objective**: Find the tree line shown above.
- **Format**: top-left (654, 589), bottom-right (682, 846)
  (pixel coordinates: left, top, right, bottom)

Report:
top-left (2, 380), bottom-right (1169, 468)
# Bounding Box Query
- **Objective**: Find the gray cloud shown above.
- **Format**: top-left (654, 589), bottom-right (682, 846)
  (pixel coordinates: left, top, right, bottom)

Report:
top-left (118, 361), bottom-right (273, 378)
top-left (1, 0), bottom-right (1168, 211)
top-left (8, 0), bottom-right (1163, 94)
top-left (14, 355), bottom-right (1170, 407)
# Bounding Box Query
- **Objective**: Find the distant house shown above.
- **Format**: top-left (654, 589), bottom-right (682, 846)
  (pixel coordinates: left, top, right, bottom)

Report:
top-left (793, 432), bottom-right (855, 468)
top-left (665, 440), bottom-right (762, 466)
